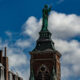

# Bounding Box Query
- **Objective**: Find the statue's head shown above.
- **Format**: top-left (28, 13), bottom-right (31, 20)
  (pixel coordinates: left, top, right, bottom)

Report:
top-left (44, 4), bottom-right (48, 9)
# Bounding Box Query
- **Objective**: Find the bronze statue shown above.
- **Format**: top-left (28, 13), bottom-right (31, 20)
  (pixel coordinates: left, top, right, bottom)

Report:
top-left (42, 4), bottom-right (52, 31)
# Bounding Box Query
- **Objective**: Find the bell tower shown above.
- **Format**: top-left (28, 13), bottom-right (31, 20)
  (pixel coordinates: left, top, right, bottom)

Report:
top-left (29, 5), bottom-right (61, 80)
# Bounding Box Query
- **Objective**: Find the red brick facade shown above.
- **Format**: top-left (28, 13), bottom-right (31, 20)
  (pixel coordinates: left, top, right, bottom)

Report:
top-left (0, 47), bottom-right (23, 80)
top-left (30, 50), bottom-right (61, 80)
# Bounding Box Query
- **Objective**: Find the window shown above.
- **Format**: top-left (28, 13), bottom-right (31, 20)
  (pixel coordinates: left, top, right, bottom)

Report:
top-left (37, 65), bottom-right (50, 80)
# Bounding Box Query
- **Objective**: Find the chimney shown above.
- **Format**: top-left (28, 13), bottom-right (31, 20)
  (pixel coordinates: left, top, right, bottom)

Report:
top-left (5, 47), bottom-right (7, 57)
top-left (3, 47), bottom-right (9, 80)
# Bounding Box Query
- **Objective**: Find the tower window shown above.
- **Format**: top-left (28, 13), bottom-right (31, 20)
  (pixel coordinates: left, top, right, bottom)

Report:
top-left (37, 65), bottom-right (50, 80)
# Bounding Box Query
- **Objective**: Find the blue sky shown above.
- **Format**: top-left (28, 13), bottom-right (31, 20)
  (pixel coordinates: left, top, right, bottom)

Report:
top-left (0, 0), bottom-right (80, 80)
top-left (0, 0), bottom-right (80, 34)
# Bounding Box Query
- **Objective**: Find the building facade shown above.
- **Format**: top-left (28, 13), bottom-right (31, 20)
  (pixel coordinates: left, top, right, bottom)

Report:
top-left (29, 5), bottom-right (61, 80)
top-left (0, 47), bottom-right (23, 80)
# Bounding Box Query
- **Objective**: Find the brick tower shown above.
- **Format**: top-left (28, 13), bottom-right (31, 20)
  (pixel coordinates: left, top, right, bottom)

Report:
top-left (29, 5), bottom-right (61, 80)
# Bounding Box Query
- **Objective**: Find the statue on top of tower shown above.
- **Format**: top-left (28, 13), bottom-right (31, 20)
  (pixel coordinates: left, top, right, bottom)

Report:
top-left (42, 4), bottom-right (52, 31)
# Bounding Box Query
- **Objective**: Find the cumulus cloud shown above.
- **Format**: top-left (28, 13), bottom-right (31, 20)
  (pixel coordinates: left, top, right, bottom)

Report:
top-left (8, 52), bottom-right (27, 67)
top-left (23, 16), bottom-right (42, 40)
top-left (49, 11), bottom-right (80, 39)
top-left (23, 11), bottom-right (80, 80)
top-left (24, 11), bottom-right (80, 40)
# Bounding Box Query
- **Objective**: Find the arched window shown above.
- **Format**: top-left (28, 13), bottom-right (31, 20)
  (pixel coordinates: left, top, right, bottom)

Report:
top-left (37, 65), bottom-right (50, 80)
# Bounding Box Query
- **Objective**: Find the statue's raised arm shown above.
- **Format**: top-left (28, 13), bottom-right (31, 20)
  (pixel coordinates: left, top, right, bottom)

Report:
top-left (42, 5), bottom-right (52, 31)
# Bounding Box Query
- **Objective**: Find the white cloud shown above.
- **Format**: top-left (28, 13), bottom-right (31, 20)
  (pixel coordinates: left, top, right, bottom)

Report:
top-left (23, 11), bottom-right (80, 80)
top-left (8, 52), bottom-right (27, 67)
top-left (23, 16), bottom-right (42, 40)
top-left (7, 46), bottom-right (29, 80)
top-left (15, 39), bottom-right (31, 48)
top-left (24, 11), bottom-right (80, 40)
top-left (49, 11), bottom-right (80, 39)
top-left (54, 39), bottom-right (80, 79)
